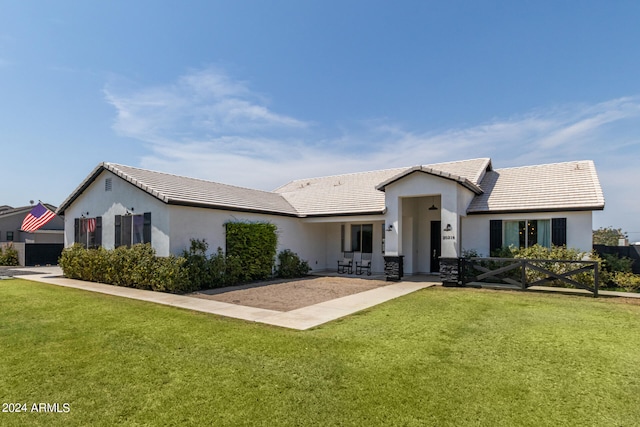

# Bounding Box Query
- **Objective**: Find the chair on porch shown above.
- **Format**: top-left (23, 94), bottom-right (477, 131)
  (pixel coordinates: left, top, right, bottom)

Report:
top-left (337, 252), bottom-right (354, 274)
top-left (356, 252), bottom-right (372, 276)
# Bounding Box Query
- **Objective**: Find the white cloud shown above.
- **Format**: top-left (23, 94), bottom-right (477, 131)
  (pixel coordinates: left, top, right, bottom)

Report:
top-left (105, 67), bottom-right (640, 234)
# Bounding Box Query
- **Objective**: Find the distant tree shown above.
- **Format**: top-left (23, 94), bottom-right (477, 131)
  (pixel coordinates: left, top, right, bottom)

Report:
top-left (593, 227), bottom-right (627, 246)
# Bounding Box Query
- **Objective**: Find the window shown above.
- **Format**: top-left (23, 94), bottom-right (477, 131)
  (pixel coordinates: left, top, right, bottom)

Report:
top-left (381, 223), bottom-right (385, 253)
top-left (74, 217), bottom-right (102, 248)
top-left (115, 213), bottom-right (151, 247)
top-left (491, 218), bottom-right (566, 254)
top-left (6, 231), bottom-right (13, 242)
top-left (351, 224), bottom-right (373, 253)
top-left (503, 219), bottom-right (551, 249)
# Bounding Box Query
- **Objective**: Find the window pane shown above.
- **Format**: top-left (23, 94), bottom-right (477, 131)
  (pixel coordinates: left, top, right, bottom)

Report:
top-left (351, 225), bottom-right (361, 252)
top-left (362, 224), bottom-right (373, 253)
top-left (132, 215), bottom-right (144, 245)
top-left (527, 220), bottom-right (538, 247)
top-left (504, 221), bottom-right (520, 249)
top-left (538, 220), bottom-right (551, 248)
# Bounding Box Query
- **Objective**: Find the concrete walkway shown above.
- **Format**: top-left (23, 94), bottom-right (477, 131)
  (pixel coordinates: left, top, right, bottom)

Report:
top-left (12, 267), bottom-right (436, 330)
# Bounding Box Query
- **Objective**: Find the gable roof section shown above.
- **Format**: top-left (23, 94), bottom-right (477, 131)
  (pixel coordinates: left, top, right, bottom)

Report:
top-left (467, 160), bottom-right (605, 214)
top-left (57, 163), bottom-right (299, 217)
top-left (274, 158), bottom-right (492, 216)
top-left (375, 158), bottom-right (491, 194)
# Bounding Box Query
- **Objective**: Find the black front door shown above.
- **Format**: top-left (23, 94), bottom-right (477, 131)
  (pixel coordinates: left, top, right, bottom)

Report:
top-left (430, 221), bottom-right (441, 272)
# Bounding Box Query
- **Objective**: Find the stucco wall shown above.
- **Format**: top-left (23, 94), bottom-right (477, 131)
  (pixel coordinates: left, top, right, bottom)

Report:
top-left (461, 211), bottom-right (594, 255)
top-left (382, 172), bottom-right (476, 262)
top-left (62, 170), bottom-right (170, 255)
top-left (168, 205), bottom-right (328, 268)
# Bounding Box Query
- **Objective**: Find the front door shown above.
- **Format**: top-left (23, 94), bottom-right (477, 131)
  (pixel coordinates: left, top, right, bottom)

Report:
top-left (430, 221), bottom-right (441, 272)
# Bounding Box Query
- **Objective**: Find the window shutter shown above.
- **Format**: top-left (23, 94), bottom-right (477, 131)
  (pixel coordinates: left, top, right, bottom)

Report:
top-left (95, 216), bottom-right (102, 247)
top-left (552, 218), bottom-right (567, 247)
top-left (114, 215), bottom-right (122, 247)
top-left (74, 218), bottom-right (80, 244)
top-left (143, 212), bottom-right (152, 244)
top-left (490, 220), bottom-right (502, 255)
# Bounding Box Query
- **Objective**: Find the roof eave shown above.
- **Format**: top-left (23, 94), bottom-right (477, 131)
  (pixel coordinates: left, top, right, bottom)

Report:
top-left (376, 167), bottom-right (484, 194)
top-left (466, 205), bottom-right (605, 215)
top-left (167, 199), bottom-right (300, 218)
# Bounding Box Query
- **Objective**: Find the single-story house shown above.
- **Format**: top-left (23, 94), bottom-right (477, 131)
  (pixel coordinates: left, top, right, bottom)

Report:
top-left (0, 204), bottom-right (64, 265)
top-left (56, 158), bottom-right (605, 275)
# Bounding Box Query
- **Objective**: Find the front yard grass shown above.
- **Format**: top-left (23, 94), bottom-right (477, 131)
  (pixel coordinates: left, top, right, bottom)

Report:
top-left (1, 279), bottom-right (640, 426)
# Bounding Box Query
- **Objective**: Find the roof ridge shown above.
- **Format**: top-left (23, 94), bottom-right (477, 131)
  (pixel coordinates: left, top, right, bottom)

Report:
top-left (106, 162), bottom-right (290, 197)
top-left (274, 157), bottom-right (492, 191)
top-left (494, 160), bottom-right (591, 172)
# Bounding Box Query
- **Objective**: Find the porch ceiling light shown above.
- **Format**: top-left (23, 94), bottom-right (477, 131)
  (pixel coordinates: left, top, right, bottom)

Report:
top-left (429, 196), bottom-right (438, 210)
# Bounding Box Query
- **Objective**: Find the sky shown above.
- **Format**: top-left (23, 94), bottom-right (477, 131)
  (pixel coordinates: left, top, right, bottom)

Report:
top-left (1, 1), bottom-right (639, 241)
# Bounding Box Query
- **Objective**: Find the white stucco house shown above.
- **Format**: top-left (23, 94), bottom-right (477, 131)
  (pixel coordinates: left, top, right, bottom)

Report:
top-left (56, 158), bottom-right (605, 277)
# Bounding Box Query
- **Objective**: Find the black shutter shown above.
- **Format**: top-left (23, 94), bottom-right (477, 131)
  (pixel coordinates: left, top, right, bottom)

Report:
top-left (143, 212), bottom-right (152, 244)
top-left (552, 218), bottom-right (567, 247)
top-left (490, 220), bottom-right (502, 255)
top-left (74, 218), bottom-right (80, 244)
top-left (114, 215), bottom-right (122, 248)
top-left (95, 216), bottom-right (102, 247)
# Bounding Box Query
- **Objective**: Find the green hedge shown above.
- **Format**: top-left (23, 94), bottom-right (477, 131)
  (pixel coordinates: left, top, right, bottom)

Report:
top-left (60, 238), bottom-right (311, 293)
top-left (225, 221), bottom-right (277, 282)
top-left (59, 244), bottom-right (191, 293)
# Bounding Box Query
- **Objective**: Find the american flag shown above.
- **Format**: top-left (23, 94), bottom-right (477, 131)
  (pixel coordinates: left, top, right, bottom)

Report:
top-left (21, 203), bottom-right (56, 233)
top-left (83, 218), bottom-right (96, 233)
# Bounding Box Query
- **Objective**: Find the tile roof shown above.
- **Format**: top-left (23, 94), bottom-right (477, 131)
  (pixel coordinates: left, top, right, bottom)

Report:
top-left (467, 160), bottom-right (605, 213)
top-left (57, 163), bottom-right (299, 216)
top-left (274, 158), bottom-right (491, 216)
top-left (57, 158), bottom-right (604, 217)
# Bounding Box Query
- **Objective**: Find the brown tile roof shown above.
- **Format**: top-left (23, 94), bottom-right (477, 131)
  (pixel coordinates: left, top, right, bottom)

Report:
top-left (467, 160), bottom-right (605, 214)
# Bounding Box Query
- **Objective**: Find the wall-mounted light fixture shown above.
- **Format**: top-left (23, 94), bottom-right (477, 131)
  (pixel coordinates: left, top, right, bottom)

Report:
top-left (386, 224), bottom-right (394, 231)
top-left (443, 224), bottom-right (452, 232)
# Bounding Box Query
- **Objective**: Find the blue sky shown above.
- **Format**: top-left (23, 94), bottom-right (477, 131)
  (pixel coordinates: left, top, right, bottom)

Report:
top-left (2, 1), bottom-right (639, 240)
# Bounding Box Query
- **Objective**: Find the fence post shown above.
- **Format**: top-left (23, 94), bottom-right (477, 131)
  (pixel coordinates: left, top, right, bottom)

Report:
top-left (521, 260), bottom-right (527, 290)
top-left (593, 262), bottom-right (599, 298)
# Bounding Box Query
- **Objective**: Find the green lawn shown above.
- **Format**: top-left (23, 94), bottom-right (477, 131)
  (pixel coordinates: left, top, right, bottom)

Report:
top-left (2, 279), bottom-right (640, 426)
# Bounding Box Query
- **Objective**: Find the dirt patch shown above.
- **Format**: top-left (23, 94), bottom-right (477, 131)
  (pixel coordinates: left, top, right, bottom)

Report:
top-left (189, 275), bottom-right (391, 311)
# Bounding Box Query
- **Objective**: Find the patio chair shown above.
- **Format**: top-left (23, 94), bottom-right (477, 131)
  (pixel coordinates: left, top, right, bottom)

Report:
top-left (337, 252), bottom-right (354, 274)
top-left (356, 252), bottom-right (372, 276)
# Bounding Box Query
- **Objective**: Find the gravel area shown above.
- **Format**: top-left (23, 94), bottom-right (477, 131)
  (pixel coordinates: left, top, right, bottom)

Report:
top-left (189, 275), bottom-right (391, 312)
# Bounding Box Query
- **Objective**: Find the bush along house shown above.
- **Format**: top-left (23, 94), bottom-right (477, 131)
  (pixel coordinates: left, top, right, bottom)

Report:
top-left (56, 158), bottom-right (604, 282)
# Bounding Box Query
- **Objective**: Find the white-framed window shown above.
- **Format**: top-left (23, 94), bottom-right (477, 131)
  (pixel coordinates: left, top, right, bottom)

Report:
top-left (504, 219), bottom-right (551, 249)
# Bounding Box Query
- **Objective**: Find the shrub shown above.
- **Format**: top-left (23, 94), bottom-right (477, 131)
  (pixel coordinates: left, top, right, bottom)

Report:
top-left (182, 239), bottom-right (213, 290)
top-left (59, 244), bottom-right (191, 293)
top-left (0, 244), bottom-right (19, 266)
top-left (611, 272), bottom-right (640, 292)
top-left (276, 249), bottom-right (311, 279)
top-left (225, 221), bottom-right (277, 282)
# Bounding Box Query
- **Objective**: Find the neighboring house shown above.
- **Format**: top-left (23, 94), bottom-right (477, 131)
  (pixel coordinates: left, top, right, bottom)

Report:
top-left (0, 204), bottom-right (64, 265)
top-left (56, 158), bottom-right (605, 275)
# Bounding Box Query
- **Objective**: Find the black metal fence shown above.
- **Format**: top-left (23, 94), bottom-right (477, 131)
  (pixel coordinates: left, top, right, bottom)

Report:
top-left (461, 257), bottom-right (600, 297)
